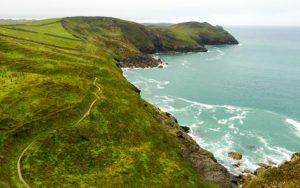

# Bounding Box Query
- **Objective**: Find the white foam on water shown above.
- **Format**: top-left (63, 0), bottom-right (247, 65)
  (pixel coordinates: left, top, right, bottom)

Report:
top-left (144, 78), bottom-right (170, 89)
top-left (255, 136), bottom-right (294, 164)
top-left (149, 95), bottom-right (297, 174)
top-left (181, 60), bottom-right (190, 66)
top-left (175, 97), bottom-right (215, 110)
top-left (159, 105), bottom-right (176, 112)
top-left (285, 118), bottom-right (300, 137)
top-left (209, 128), bottom-right (221, 132)
top-left (121, 70), bottom-right (299, 176)
top-left (218, 119), bottom-right (228, 125)
top-left (228, 124), bottom-right (235, 129)
top-left (217, 49), bottom-right (225, 56)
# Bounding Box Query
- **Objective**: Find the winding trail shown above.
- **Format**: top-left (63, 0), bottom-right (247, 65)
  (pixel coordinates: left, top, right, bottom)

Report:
top-left (75, 78), bottom-right (101, 126)
top-left (17, 78), bottom-right (101, 188)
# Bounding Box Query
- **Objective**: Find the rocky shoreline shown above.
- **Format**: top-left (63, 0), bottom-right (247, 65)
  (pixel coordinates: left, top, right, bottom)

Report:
top-left (116, 44), bottom-right (221, 68)
top-left (115, 54), bottom-right (163, 68)
top-left (120, 51), bottom-right (240, 187)
top-left (156, 111), bottom-right (239, 188)
top-left (121, 51), bottom-right (300, 187)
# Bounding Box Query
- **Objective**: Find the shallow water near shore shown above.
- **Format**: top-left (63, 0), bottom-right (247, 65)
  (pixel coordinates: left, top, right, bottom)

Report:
top-left (123, 27), bottom-right (300, 175)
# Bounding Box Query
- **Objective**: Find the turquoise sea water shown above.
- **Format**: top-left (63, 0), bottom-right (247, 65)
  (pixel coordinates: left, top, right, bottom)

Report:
top-left (123, 27), bottom-right (300, 175)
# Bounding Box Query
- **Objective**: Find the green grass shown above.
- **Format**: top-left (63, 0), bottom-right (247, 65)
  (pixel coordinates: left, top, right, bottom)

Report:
top-left (168, 22), bottom-right (238, 45)
top-left (243, 158), bottom-right (300, 188)
top-left (0, 17), bottom-right (224, 187)
top-left (0, 19), bottom-right (81, 49)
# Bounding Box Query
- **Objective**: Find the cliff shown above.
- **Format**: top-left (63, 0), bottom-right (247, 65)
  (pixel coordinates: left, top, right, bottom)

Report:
top-left (62, 17), bottom-right (238, 68)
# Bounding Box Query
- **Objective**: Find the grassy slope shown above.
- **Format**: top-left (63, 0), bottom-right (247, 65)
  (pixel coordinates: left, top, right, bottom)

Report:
top-left (0, 18), bottom-right (219, 187)
top-left (243, 157), bottom-right (300, 188)
top-left (168, 22), bottom-right (238, 45)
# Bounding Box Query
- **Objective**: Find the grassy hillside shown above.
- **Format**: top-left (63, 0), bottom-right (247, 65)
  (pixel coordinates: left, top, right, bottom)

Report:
top-left (0, 17), bottom-right (238, 187)
top-left (62, 17), bottom-right (238, 57)
top-left (243, 154), bottom-right (300, 188)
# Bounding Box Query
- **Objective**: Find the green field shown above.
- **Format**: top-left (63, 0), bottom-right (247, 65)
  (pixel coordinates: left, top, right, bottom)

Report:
top-left (1, 17), bottom-right (232, 187)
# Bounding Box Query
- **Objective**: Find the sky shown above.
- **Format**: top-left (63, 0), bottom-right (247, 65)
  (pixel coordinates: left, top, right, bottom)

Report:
top-left (1, 0), bottom-right (300, 26)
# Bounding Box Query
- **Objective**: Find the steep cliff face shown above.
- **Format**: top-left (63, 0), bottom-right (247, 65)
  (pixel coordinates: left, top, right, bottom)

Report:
top-left (156, 111), bottom-right (239, 188)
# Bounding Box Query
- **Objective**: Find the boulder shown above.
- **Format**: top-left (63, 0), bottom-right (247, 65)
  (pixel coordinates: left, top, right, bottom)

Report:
top-left (166, 112), bottom-right (178, 124)
top-left (291, 152), bottom-right (300, 162)
top-left (232, 162), bottom-right (241, 168)
top-left (180, 126), bottom-right (191, 133)
top-left (228, 152), bottom-right (242, 160)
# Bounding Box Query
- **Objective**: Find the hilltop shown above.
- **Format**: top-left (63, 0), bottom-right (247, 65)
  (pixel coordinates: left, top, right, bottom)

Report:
top-left (0, 17), bottom-right (238, 187)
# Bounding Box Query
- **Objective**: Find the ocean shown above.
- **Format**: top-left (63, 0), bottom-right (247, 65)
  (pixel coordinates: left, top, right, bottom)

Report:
top-left (123, 27), bottom-right (300, 175)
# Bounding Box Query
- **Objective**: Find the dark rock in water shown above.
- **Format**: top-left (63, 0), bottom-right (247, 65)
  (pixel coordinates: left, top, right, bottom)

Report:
top-left (158, 64), bottom-right (163, 68)
top-left (180, 126), bottom-right (191, 133)
top-left (228, 152), bottom-right (242, 160)
top-left (232, 162), bottom-right (241, 168)
top-left (246, 145), bottom-right (258, 151)
top-left (166, 112), bottom-right (171, 117)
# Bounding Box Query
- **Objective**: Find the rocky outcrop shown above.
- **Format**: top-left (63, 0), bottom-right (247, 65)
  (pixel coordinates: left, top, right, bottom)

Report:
top-left (180, 126), bottom-right (191, 133)
top-left (156, 111), bottom-right (238, 188)
top-left (115, 44), bottom-right (207, 68)
top-left (164, 45), bottom-right (207, 53)
top-left (195, 35), bottom-right (239, 45)
top-left (291, 152), bottom-right (300, 162)
top-left (115, 54), bottom-right (162, 68)
top-left (228, 152), bottom-right (242, 160)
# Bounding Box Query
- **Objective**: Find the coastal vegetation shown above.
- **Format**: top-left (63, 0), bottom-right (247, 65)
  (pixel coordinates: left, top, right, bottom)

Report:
top-left (243, 153), bottom-right (300, 188)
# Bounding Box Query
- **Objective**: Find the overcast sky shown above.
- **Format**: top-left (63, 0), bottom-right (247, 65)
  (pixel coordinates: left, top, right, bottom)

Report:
top-left (1, 0), bottom-right (300, 26)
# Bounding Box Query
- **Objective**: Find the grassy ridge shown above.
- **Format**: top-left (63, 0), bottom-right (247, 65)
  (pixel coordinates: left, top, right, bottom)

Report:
top-left (0, 18), bottom-right (224, 187)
